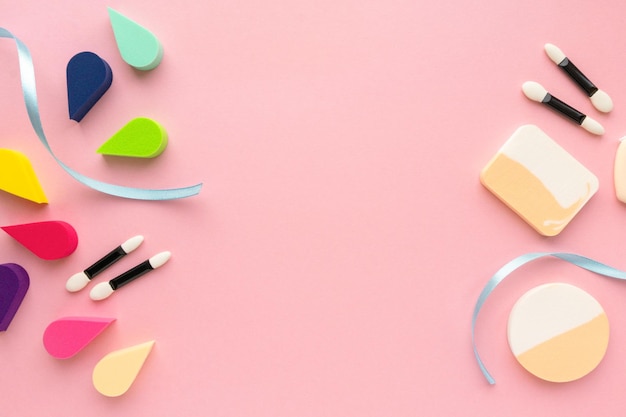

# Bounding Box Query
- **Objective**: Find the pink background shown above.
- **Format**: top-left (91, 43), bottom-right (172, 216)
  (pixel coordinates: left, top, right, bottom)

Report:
top-left (2, 0), bottom-right (626, 415)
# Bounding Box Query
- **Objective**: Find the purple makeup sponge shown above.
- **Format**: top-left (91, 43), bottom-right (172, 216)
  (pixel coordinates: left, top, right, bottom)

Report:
top-left (0, 263), bottom-right (29, 331)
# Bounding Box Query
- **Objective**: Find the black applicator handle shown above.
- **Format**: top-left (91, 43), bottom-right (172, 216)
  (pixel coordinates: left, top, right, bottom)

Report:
top-left (541, 93), bottom-right (586, 125)
top-left (109, 260), bottom-right (153, 290)
top-left (558, 58), bottom-right (598, 97)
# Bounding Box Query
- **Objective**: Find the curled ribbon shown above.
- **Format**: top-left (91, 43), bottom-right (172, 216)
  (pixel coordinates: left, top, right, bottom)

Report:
top-left (0, 27), bottom-right (203, 200)
top-left (472, 252), bottom-right (626, 384)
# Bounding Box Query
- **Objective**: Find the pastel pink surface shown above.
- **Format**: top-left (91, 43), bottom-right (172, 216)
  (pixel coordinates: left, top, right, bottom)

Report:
top-left (1, 221), bottom-right (78, 260)
top-left (2, 0), bottom-right (626, 416)
top-left (43, 317), bottom-right (115, 359)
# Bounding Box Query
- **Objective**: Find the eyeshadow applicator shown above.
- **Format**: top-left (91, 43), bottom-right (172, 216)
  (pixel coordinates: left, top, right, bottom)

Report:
top-left (544, 43), bottom-right (613, 113)
top-left (89, 251), bottom-right (171, 301)
top-left (66, 235), bottom-right (144, 292)
top-left (521, 81), bottom-right (604, 136)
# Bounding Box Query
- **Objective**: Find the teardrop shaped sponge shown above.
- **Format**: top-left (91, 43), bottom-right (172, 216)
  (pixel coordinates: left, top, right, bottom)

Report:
top-left (0, 263), bottom-right (29, 331)
top-left (66, 51), bottom-right (113, 122)
top-left (93, 340), bottom-right (155, 397)
top-left (44, 317), bottom-right (115, 359)
top-left (1, 221), bottom-right (78, 260)
top-left (0, 149), bottom-right (47, 203)
top-left (97, 117), bottom-right (168, 158)
top-left (108, 8), bottom-right (163, 71)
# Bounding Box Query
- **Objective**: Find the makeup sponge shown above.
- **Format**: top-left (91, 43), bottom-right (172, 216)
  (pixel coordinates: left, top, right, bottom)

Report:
top-left (0, 148), bottom-right (47, 203)
top-left (93, 340), bottom-right (156, 397)
top-left (67, 51), bottom-right (113, 122)
top-left (614, 139), bottom-right (626, 203)
top-left (481, 125), bottom-right (598, 236)
top-left (108, 8), bottom-right (163, 70)
top-left (1, 221), bottom-right (78, 260)
top-left (97, 117), bottom-right (168, 158)
top-left (43, 317), bottom-right (116, 359)
top-left (0, 263), bottom-right (29, 331)
top-left (508, 283), bottom-right (609, 382)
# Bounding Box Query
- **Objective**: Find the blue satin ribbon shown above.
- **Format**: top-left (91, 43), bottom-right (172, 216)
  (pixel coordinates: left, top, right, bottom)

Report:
top-left (0, 28), bottom-right (203, 200)
top-left (473, 252), bottom-right (626, 384)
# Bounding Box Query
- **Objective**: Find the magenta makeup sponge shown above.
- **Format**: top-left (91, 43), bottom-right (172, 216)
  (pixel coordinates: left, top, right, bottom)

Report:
top-left (1, 220), bottom-right (78, 260)
top-left (0, 263), bottom-right (29, 331)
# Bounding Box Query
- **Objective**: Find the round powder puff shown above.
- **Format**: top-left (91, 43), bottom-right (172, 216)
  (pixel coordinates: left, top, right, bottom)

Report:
top-left (507, 283), bottom-right (609, 382)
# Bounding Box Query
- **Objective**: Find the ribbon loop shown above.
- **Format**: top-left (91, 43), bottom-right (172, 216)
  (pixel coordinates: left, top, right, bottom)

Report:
top-left (473, 252), bottom-right (626, 384)
top-left (0, 27), bottom-right (202, 200)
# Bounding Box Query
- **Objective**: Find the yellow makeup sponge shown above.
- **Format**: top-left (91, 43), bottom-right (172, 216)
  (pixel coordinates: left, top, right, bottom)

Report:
top-left (92, 340), bottom-right (155, 397)
top-left (0, 148), bottom-right (47, 203)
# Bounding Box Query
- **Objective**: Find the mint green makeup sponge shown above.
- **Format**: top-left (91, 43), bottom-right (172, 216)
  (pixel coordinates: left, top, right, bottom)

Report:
top-left (108, 7), bottom-right (163, 71)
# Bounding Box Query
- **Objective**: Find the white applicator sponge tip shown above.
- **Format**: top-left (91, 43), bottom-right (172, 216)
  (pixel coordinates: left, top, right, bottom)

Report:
top-left (149, 251), bottom-right (171, 268)
top-left (522, 81), bottom-right (548, 102)
top-left (121, 235), bottom-right (144, 253)
top-left (590, 89), bottom-right (613, 113)
top-left (581, 117), bottom-right (605, 136)
top-left (544, 43), bottom-right (566, 65)
top-left (90, 282), bottom-right (115, 301)
top-left (66, 271), bottom-right (90, 292)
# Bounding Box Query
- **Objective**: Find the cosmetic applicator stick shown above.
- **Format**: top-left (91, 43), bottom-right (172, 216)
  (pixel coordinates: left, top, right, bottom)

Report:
top-left (544, 43), bottom-right (613, 113)
top-left (89, 251), bottom-right (171, 301)
top-left (521, 81), bottom-right (604, 136)
top-left (66, 235), bottom-right (144, 292)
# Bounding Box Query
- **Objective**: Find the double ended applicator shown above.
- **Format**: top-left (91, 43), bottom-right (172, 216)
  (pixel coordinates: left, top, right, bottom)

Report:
top-left (90, 251), bottom-right (171, 301)
top-left (522, 81), bottom-right (604, 136)
top-left (66, 235), bottom-right (144, 292)
top-left (544, 43), bottom-right (613, 113)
